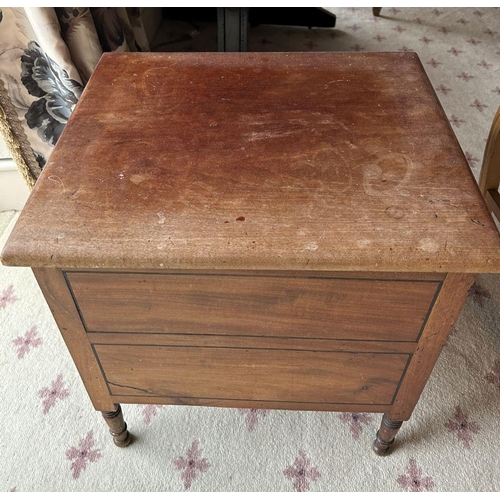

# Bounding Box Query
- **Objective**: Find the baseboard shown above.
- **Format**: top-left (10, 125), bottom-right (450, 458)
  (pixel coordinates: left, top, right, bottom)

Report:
top-left (0, 161), bottom-right (30, 210)
top-left (0, 158), bottom-right (16, 172)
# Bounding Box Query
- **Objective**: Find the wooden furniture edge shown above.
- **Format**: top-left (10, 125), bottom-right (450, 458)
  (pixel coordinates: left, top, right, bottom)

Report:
top-left (32, 267), bottom-right (115, 411)
top-left (479, 106), bottom-right (500, 199)
top-left (479, 106), bottom-right (500, 222)
top-left (371, 272), bottom-right (475, 455)
top-left (61, 268), bottom-right (447, 281)
top-left (87, 333), bottom-right (418, 354)
top-left (387, 272), bottom-right (475, 421)
top-left (111, 395), bottom-right (394, 414)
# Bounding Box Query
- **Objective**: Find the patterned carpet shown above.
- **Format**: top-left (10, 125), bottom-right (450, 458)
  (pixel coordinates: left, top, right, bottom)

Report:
top-left (2, 7), bottom-right (500, 492)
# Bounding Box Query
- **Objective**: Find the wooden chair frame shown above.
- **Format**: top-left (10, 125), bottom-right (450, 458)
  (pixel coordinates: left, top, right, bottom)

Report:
top-left (479, 107), bottom-right (500, 222)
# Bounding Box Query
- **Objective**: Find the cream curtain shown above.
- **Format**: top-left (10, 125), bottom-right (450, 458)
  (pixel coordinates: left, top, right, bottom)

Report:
top-left (0, 7), bottom-right (154, 187)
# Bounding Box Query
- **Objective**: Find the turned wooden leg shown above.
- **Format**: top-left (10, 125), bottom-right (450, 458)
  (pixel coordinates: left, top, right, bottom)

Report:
top-left (101, 404), bottom-right (132, 448)
top-left (373, 413), bottom-right (403, 456)
top-left (372, 7), bottom-right (382, 16)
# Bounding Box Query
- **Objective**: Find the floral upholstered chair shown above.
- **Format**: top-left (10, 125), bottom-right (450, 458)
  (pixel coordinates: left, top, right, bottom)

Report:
top-left (0, 7), bottom-right (160, 188)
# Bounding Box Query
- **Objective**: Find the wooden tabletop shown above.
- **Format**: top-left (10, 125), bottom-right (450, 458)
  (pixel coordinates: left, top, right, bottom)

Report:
top-left (2, 52), bottom-right (499, 272)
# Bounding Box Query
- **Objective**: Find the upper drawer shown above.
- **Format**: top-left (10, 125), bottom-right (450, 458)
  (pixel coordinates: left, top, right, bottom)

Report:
top-left (66, 272), bottom-right (440, 341)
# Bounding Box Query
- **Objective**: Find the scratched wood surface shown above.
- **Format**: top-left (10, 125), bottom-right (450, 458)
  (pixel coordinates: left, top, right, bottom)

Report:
top-left (2, 52), bottom-right (499, 272)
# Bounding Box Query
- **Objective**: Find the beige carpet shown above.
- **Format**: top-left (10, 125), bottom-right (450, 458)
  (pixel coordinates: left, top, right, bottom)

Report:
top-left (2, 7), bottom-right (500, 492)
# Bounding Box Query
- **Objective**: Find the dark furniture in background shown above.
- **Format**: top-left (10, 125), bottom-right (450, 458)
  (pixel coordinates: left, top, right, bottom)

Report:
top-left (163, 7), bottom-right (337, 51)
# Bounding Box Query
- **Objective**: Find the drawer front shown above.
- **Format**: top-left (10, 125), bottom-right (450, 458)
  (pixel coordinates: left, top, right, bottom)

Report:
top-left (94, 344), bottom-right (409, 405)
top-left (67, 272), bottom-right (440, 341)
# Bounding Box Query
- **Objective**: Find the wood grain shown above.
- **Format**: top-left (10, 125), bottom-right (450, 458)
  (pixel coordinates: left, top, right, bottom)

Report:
top-left (65, 268), bottom-right (448, 281)
top-left (373, 414), bottom-right (403, 456)
top-left (479, 106), bottom-right (500, 221)
top-left (68, 272), bottom-right (440, 341)
top-left (32, 268), bottom-right (115, 411)
top-left (388, 273), bottom-right (475, 420)
top-left (87, 332), bottom-right (417, 354)
top-left (2, 52), bottom-right (499, 272)
top-left (101, 404), bottom-right (132, 447)
top-left (110, 395), bottom-right (393, 414)
top-left (2, 52), bottom-right (491, 454)
top-left (95, 344), bottom-right (409, 405)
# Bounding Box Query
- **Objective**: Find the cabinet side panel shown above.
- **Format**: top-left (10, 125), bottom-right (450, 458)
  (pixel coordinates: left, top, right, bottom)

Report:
top-left (389, 273), bottom-right (475, 420)
top-left (32, 267), bottom-right (115, 411)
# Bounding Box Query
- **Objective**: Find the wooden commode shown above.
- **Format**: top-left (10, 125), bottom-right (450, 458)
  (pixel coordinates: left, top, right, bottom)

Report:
top-left (2, 52), bottom-right (500, 455)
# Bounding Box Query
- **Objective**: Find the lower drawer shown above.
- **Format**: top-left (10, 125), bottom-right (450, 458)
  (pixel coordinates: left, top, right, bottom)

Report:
top-left (94, 344), bottom-right (409, 405)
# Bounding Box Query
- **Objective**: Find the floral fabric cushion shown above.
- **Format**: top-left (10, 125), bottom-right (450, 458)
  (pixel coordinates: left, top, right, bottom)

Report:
top-left (0, 7), bottom-right (150, 178)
